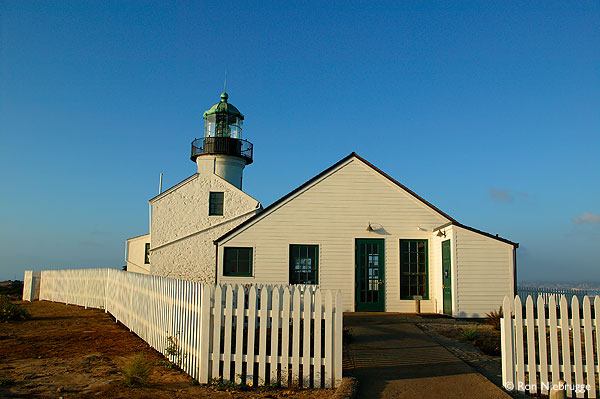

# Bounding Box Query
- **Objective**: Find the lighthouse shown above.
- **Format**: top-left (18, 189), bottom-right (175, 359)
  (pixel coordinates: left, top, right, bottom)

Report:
top-left (191, 91), bottom-right (253, 189)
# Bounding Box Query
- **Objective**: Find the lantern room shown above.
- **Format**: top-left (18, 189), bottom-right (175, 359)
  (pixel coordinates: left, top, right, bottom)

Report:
top-left (203, 91), bottom-right (243, 138)
top-left (191, 91), bottom-right (254, 189)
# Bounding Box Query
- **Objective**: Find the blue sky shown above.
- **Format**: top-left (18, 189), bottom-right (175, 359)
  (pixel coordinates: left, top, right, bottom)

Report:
top-left (1, 1), bottom-right (598, 282)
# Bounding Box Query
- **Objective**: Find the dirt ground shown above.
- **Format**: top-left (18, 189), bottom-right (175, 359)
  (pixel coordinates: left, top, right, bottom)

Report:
top-left (0, 300), bottom-right (333, 399)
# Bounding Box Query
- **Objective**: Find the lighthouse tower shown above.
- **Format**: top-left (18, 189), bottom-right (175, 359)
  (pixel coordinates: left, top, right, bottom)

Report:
top-left (191, 91), bottom-right (253, 189)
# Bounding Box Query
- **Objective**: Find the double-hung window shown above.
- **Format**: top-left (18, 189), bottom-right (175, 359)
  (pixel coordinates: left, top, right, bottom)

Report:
top-left (289, 244), bottom-right (318, 284)
top-left (209, 192), bottom-right (224, 216)
top-left (223, 247), bottom-right (253, 276)
top-left (400, 239), bottom-right (428, 299)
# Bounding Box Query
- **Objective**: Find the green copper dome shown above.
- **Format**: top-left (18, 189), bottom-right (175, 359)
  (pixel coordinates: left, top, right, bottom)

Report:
top-left (202, 91), bottom-right (244, 120)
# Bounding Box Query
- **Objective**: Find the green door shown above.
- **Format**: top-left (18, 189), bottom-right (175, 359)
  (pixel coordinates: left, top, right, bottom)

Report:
top-left (442, 240), bottom-right (452, 315)
top-left (355, 239), bottom-right (385, 311)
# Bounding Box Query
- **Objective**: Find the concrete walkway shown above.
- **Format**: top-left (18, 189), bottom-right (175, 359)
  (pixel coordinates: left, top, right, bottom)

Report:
top-left (343, 313), bottom-right (511, 399)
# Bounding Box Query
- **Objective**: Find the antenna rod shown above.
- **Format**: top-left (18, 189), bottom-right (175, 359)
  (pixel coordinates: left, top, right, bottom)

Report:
top-left (158, 173), bottom-right (163, 194)
top-left (224, 71), bottom-right (227, 92)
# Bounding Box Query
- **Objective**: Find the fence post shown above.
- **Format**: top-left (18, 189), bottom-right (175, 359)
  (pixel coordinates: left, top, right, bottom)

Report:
top-left (501, 296), bottom-right (515, 391)
top-left (334, 290), bottom-right (343, 388)
top-left (22, 271), bottom-right (33, 301)
top-left (198, 284), bottom-right (211, 383)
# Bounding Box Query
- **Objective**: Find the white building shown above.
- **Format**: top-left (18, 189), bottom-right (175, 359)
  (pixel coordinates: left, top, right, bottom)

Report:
top-left (126, 91), bottom-right (518, 317)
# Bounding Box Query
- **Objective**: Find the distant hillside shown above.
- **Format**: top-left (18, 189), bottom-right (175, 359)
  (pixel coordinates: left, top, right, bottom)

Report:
top-left (520, 281), bottom-right (600, 293)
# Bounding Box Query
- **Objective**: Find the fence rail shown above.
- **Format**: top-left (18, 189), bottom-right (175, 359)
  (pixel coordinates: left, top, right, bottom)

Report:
top-left (501, 295), bottom-right (600, 398)
top-left (516, 286), bottom-right (588, 307)
top-left (26, 268), bottom-right (343, 388)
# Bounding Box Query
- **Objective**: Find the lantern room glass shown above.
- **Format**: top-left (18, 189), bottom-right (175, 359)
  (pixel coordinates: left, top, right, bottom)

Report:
top-left (204, 114), bottom-right (243, 139)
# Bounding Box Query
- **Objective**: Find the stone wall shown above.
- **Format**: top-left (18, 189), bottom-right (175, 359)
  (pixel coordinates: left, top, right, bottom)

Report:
top-left (151, 213), bottom-right (255, 283)
top-left (149, 172), bottom-right (260, 282)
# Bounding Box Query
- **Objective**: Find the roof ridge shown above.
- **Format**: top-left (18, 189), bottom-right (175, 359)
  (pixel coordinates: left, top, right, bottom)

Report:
top-left (215, 152), bottom-right (457, 243)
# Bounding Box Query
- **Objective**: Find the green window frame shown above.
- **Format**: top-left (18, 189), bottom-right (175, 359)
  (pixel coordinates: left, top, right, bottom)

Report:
top-left (289, 244), bottom-right (318, 285)
top-left (144, 243), bottom-right (150, 264)
top-left (400, 239), bottom-right (428, 299)
top-left (209, 192), bottom-right (224, 216)
top-left (223, 247), bottom-right (253, 277)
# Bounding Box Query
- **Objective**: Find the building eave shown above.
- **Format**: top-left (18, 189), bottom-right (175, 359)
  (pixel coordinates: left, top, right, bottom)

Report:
top-left (149, 174), bottom-right (199, 203)
top-left (434, 221), bottom-right (519, 248)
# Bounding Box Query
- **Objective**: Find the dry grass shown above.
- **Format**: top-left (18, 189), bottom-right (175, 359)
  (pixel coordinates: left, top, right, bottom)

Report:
top-left (121, 353), bottom-right (152, 387)
top-left (0, 300), bottom-right (333, 398)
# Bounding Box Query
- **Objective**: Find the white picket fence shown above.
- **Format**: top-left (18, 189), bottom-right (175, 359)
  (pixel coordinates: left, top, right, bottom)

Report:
top-left (22, 270), bottom-right (41, 301)
top-left (501, 295), bottom-right (600, 397)
top-left (517, 286), bottom-right (589, 308)
top-left (28, 268), bottom-right (343, 388)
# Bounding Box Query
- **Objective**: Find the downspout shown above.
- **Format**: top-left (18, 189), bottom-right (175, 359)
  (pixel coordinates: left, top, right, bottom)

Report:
top-left (513, 247), bottom-right (518, 297)
top-left (124, 241), bottom-right (129, 264)
top-left (148, 203), bottom-right (152, 236)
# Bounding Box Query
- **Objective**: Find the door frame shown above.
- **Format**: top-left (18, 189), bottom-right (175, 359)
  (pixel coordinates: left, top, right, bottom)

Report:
top-left (355, 238), bottom-right (385, 311)
top-left (442, 239), bottom-right (452, 316)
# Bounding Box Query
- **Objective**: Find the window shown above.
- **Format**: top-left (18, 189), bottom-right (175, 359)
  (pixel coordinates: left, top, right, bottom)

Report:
top-left (289, 244), bottom-right (318, 284)
top-left (144, 243), bottom-right (150, 264)
top-left (209, 192), bottom-right (224, 216)
top-left (400, 240), bottom-right (428, 299)
top-left (223, 247), bottom-right (253, 276)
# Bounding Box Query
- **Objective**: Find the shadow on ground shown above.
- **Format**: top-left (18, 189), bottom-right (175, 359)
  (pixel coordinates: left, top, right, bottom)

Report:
top-left (343, 313), bottom-right (511, 399)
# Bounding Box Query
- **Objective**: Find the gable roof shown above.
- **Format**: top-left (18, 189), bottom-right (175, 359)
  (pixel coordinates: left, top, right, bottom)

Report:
top-left (148, 172), bottom-right (261, 207)
top-left (149, 174), bottom-right (198, 203)
top-left (215, 152), bottom-right (459, 243)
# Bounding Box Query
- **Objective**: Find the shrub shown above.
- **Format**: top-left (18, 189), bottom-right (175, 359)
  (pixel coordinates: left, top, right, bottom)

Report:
top-left (460, 327), bottom-right (479, 342)
top-left (0, 377), bottom-right (16, 386)
top-left (164, 333), bottom-right (183, 369)
top-left (343, 327), bottom-right (353, 345)
top-left (485, 307), bottom-right (503, 331)
top-left (0, 281), bottom-right (23, 300)
top-left (122, 353), bottom-right (151, 387)
top-left (474, 337), bottom-right (501, 356)
top-left (210, 376), bottom-right (238, 391)
top-left (158, 360), bottom-right (177, 370)
top-left (0, 295), bottom-right (30, 322)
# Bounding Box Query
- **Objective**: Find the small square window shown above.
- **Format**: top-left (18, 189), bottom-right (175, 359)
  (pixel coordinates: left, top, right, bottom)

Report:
top-left (223, 247), bottom-right (253, 276)
top-left (144, 243), bottom-right (150, 264)
top-left (209, 192), bottom-right (224, 216)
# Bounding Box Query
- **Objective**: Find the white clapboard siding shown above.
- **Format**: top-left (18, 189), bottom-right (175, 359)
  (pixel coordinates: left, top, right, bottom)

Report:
top-left (502, 294), bottom-right (600, 397)
top-left (29, 269), bottom-right (342, 388)
top-left (217, 158), bottom-right (451, 313)
top-left (453, 226), bottom-right (514, 318)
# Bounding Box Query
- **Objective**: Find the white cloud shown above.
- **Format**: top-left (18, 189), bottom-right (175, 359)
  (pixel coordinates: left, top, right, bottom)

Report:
top-left (573, 212), bottom-right (600, 224)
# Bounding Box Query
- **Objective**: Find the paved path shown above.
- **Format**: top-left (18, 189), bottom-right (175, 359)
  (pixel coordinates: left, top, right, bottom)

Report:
top-left (343, 313), bottom-right (511, 399)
